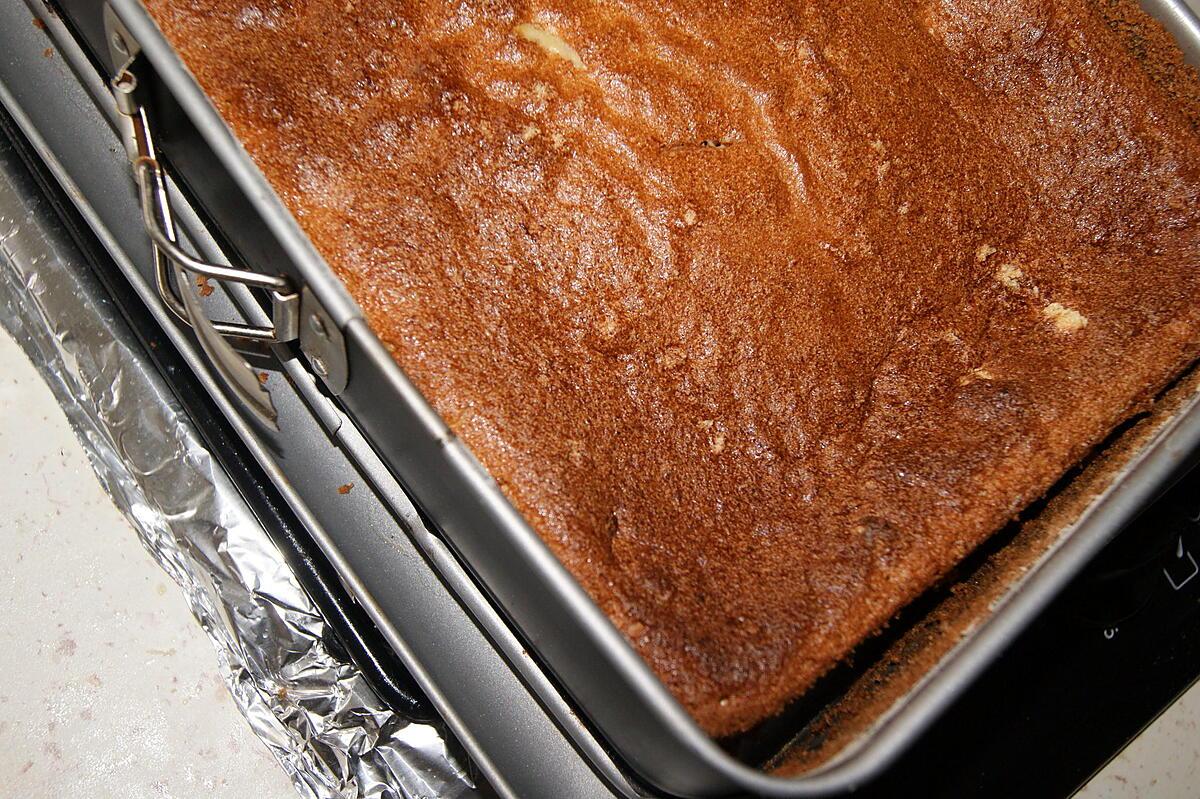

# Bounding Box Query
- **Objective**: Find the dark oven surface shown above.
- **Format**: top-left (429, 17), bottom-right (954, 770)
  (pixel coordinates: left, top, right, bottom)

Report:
top-left (862, 457), bottom-right (1200, 798)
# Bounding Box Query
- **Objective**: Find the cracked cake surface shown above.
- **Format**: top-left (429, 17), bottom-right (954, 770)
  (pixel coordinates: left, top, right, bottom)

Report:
top-left (147, 0), bottom-right (1200, 736)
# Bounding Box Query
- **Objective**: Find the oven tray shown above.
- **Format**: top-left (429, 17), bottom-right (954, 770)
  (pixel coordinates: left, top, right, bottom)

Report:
top-left (13, 0), bottom-right (1200, 795)
top-left (0, 11), bottom-right (627, 798)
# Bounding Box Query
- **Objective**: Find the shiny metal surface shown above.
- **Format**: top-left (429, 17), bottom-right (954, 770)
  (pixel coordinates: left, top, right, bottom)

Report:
top-left (109, 53), bottom-right (299, 426)
top-left (0, 131), bottom-right (475, 799)
top-left (299, 285), bottom-right (349, 395)
top-left (0, 4), bottom-right (634, 796)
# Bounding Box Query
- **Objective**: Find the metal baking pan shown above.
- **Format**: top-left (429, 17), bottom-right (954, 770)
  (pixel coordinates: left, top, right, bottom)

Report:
top-left (19, 0), bottom-right (1200, 795)
top-left (0, 23), bottom-right (634, 795)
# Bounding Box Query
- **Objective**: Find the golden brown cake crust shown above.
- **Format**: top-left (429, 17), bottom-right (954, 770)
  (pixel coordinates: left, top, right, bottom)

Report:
top-left (146, 0), bottom-right (1200, 736)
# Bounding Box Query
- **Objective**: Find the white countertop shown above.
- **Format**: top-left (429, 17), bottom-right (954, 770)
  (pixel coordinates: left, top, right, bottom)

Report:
top-left (1079, 684), bottom-right (1200, 798)
top-left (1, 317), bottom-right (1198, 799)
top-left (0, 329), bottom-right (295, 798)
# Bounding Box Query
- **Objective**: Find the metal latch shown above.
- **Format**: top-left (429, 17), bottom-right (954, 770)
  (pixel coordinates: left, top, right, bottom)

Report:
top-left (103, 7), bottom-right (347, 426)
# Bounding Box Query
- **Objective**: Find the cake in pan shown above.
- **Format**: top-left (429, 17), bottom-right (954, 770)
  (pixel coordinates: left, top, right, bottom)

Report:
top-left (147, 0), bottom-right (1200, 736)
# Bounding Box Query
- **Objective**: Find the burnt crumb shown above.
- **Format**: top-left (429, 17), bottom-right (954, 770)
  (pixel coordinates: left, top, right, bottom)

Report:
top-left (257, 372), bottom-right (270, 384)
top-left (661, 137), bottom-right (736, 152)
top-left (856, 517), bottom-right (900, 551)
top-left (43, 47), bottom-right (54, 59)
top-left (32, 17), bottom-right (46, 31)
top-left (603, 511), bottom-right (619, 539)
top-left (337, 482), bottom-right (354, 495)
top-left (196, 275), bottom-right (214, 297)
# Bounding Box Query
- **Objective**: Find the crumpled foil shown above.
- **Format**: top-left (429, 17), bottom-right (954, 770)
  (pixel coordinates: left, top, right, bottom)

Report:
top-left (0, 140), bottom-right (477, 799)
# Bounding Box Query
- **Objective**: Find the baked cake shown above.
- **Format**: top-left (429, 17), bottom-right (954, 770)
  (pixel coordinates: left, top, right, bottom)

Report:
top-left (146, 0), bottom-right (1200, 736)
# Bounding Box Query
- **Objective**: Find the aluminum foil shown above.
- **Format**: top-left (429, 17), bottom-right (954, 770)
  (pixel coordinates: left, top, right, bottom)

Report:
top-left (0, 139), bottom-right (477, 799)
